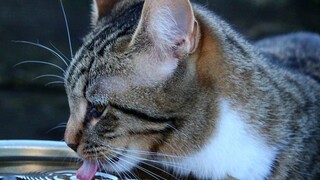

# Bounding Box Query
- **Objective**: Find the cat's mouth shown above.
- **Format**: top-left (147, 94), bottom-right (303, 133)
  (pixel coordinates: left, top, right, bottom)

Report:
top-left (76, 150), bottom-right (125, 180)
top-left (80, 145), bottom-right (128, 162)
top-left (78, 145), bottom-right (139, 178)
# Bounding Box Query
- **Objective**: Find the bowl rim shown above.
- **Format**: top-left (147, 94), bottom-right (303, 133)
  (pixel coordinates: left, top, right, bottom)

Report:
top-left (0, 140), bottom-right (79, 160)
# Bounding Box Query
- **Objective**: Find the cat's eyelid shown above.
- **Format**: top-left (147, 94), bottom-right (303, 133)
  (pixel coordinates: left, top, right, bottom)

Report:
top-left (90, 102), bottom-right (108, 107)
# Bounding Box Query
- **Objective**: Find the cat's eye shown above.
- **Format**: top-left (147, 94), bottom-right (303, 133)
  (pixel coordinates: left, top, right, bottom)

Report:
top-left (89, 104), bottom-right (106, 118)
top-left (96, 105), bottom-right (106, 113)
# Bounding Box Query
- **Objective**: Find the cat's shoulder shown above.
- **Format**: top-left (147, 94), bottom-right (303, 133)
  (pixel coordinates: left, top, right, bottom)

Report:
top-left (256, 32), bottom-right (320, 56)
top-left (256, 32), bottom-right (320, 83)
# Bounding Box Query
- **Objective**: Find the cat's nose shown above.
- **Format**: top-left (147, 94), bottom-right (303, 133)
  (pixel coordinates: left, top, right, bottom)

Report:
top-left (67, 143), bottom-right (79, 152)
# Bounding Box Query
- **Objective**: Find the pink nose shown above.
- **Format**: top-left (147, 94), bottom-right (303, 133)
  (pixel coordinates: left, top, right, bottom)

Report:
top-left (64, 116), bottom-right (83, 152)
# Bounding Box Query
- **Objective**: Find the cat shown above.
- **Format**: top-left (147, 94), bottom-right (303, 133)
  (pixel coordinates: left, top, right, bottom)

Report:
top-left (64, 0), bottom-right (320, 179)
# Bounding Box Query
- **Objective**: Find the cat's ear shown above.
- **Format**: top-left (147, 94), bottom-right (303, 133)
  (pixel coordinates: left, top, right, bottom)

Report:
top-left (91, 0), bottom-right (119, 25)
top-left (132, 0), bottom-right (199, 57)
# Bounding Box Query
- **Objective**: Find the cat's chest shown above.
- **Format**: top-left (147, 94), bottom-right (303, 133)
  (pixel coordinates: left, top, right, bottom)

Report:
top-left (172, 99), bottom-right (278, 180)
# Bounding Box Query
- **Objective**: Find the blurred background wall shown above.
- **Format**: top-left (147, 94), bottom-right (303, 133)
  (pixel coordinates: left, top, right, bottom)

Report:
top-left (0, 0), bottom-right (320, 141)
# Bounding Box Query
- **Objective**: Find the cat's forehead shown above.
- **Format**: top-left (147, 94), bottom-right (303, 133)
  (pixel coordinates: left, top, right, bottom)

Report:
top-left (64, 40), bottom-right (134, 98)
top-left (64, 2), bottom-right (144, 97)
top-left (84, 1), bottom-right (144, 44)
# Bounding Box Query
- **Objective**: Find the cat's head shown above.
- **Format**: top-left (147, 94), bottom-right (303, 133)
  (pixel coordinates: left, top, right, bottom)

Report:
top-left (64, 0), bottom-right (211, 172)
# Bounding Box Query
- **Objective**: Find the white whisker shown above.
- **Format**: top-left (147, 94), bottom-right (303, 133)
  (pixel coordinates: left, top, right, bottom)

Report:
top-left (45, 81), bottom-right (64, 87)
top-left (14, 60), bottom-right (66, 73)
top-left (33, 74), bottom-right (65, 81)
top-left (50, 42), bottom-right (71, 62)
top-left (13, 40), bottom-right (69, 66)
top-left (101, 154), bottom-right (123, 179)
top-left (109, 151), bottom-right (164, 180)
top-left (57, 122), bottom-right (67, 126)
top-left (68, 61), bottom-right (88, 77)
top-left (167, 124), bottom-right (189, 139)
top-left (60, 0), bottom-right (74, 59)
top-left (102, 143), bottom-right (187, 159)
top-left (106, 151), bottom-right (140, 180)
top-left (129, 155), bottom-right (188, 171)
top-left (106, 147), bottom-right (190, 171)
top-left (46, 125), bottom-right (67, 134)
top-left (119, 153), bottom-right (179, 180)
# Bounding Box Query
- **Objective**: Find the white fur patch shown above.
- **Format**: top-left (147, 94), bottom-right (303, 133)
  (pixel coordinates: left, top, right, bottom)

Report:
top-left (176, 99), bottom-right (277, 179)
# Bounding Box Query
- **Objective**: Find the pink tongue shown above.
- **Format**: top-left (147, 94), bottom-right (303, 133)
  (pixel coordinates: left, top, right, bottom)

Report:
top-left (76, 160), bottom-right (98, 180)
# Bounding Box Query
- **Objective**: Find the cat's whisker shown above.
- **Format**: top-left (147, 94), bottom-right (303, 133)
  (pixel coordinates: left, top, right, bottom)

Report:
top-left (61, 149), bottom-right (80, 165)
top-left (129, 154), bottom-right (189, 171)
top-left (45, 81), bottom-right (65, 87)
top-left (102, 144), bottom-right (192, 172)
top-left (57, 122), bottom-right (67, 126)
top-left (126, 169), bottom-right (140, 179)
top-left (33, 74), bottom-right (65, 81)
top-left (104, 150), bottom-right (137, 178)
top-left (161, 140), bottom-right (194, 174)
top-left (59, 0), bottom-right (74, 59)
top-left (163, 140), bottom-right (189, 157)
top-left (106, 147), bottom-right (190, 171)
top-left (117, 152), bottom-right (180, 180)
top-left (54, 122), bottom-right (67, 129)
top-left (50, 42), bottom-right (71, 62)
top-left (109, 151), bottom-right (164, 180)
top-left (167, 124), bottom-right (189, 139)
top-left (105, 151), bottom-right (140, 179)
top-left (103, 163), bottom-right (123, 179)
top-left (122, 161), bottom-right (163, 180)
top-left (13, 40), bottom-right (69, 66)
top-left (100, 153), bottom-right (125, 179)
top-left (14, 60), bottom-right (66, 73)
top-left (102, 143), bottom-right (188, 159)
top-left (93, 148), bottom-right (113, 178)
top-left (139, 161), bottom-right (179, 180)
top-left (68, 62), bottom-right (88, 77)
top-left (97, 159), bottom-right (105, 172)
top-left (93, 147), bottom-right (98, 159)
top-left (46, 125), bottom-right (67, 139)
top-left (46, 125), bottom-right (67, 134)
top-left (76, 158), bottom-right (82, 165)
top-left (112, 163), bottom-right (132, 179)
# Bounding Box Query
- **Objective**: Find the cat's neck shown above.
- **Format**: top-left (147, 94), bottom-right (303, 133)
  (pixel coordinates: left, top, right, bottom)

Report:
top-left (170, 8), bottom-right (278, 179)
top-left (177, 99), bottom-right (277, 179)
top-left (194, 8), bottom-right (257, 102)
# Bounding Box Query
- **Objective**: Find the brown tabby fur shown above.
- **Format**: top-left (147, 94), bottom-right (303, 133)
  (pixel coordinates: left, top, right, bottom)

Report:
top-left (64, 0), bottom-right (320, 179)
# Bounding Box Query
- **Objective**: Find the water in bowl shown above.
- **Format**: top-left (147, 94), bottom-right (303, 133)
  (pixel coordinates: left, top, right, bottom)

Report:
top-left (0, 170), bottom-right (118, 180)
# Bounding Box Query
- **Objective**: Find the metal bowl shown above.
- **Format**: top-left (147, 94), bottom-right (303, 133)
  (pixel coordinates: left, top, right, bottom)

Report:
top-left (0, 140), bottom-right (79, 173)
top-left (0, 140), bottom-right (117, 179)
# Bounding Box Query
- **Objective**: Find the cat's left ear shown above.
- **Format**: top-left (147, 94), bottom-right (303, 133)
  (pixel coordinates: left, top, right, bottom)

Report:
top-left (132, 0), bottom-right (199, 57)
top-left (91, 0), bottom-right (119, 25)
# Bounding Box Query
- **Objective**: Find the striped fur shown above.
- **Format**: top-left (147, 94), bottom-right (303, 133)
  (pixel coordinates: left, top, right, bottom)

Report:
top-left (64, 0), bottom-right (320, 179)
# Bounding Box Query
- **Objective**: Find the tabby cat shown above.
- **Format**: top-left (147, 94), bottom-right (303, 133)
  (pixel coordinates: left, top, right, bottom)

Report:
top-left (64, 0), bottom-right (320, 179)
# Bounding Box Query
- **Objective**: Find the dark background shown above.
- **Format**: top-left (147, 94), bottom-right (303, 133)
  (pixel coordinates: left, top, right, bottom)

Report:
top-left (1, 0), bottom-right (320, 141)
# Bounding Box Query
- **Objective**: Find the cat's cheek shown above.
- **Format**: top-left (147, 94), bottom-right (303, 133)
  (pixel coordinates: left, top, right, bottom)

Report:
top-left (158, 58), bottom-right (178, 77)
top-left (97, 138), bottom-right (143, 173)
